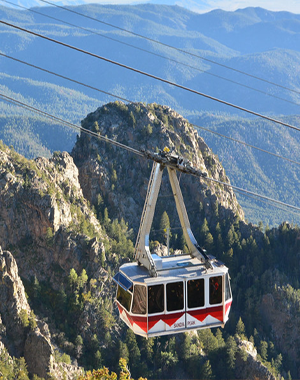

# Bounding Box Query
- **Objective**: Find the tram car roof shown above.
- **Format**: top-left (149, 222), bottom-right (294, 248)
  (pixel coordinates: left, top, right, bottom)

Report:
top-left (119, 254), bottom-right (228, 285)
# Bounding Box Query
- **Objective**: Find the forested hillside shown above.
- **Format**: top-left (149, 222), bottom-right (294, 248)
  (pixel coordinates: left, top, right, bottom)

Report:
top-left (191, 113), bottom-right (300, 226)
top-left (0, 102), bottom-right (300, 379)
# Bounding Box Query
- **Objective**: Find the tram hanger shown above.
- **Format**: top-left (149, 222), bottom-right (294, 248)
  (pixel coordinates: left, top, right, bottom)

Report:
top-left (113, 148), bottom-right (232, 337)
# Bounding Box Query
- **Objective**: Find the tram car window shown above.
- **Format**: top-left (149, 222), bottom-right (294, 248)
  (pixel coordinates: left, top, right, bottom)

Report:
top-left (132, 284), bottom-right (147, 315)
top-left (117, 285), bottom-right (132, 312)
top-left (209, 276), bottom-right (222, 305)
top-left (187, 278), bottom-right (205, 308)
top-left (148, 284), bottom-right (164, 314)
top-left (167, 281), bottom-right (184, 311)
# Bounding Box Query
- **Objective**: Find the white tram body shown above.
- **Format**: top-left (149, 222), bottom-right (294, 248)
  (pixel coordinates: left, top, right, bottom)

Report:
top-left (114, 254), bottom-right (232, 338)
top-left (113, 151), bottom-right (233, 337)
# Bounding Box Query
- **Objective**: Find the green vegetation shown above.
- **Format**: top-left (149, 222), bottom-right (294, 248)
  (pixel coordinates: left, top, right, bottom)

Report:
top-left (193, 113), bottom-right (300, 227)
top-left (0, 349), bottom-right (30, 380)
top-left (20, 191), bottom-right (300, 379)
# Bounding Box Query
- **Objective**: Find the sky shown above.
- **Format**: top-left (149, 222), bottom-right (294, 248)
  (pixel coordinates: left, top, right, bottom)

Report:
top-left (58, 0), bottom-right (300, 14)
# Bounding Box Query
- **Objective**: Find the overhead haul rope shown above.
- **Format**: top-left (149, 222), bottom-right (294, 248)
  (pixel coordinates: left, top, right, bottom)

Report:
top-left (1, 0), bottom-right (299, 108)
top-left (38, 0), bottom-right (300, 97)
top-left (196, 124), bottom-right (300, 167)
top-left (0, 52), bottom-right (131, 103)
top-left (1, 91), bottom-right (300, 214)
top-left (1, 51), bottom-right (300, 168)
top-left (1, 20), bottom-right (300, 135)
top-left (0, 92), bottom-right (143, 157)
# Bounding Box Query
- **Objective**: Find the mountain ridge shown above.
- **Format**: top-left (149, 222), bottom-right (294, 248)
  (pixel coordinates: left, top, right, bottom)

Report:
top-left (1, 3), bottom-right (300, 226)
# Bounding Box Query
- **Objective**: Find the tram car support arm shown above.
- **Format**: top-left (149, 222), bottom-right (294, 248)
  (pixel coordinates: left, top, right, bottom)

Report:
top-left (135, 160), bottom-right (212, 277)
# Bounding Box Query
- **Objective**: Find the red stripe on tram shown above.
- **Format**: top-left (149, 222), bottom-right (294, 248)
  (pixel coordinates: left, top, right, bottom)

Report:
top-left (225, 300), bottom-right (232, 314)
top-left (188, 305), bottom-right (223, 322)
top-left (148, 312), bottom-right (184, 329)
top-left (118, 305), bottom-right (148, 332)
top-left (148, 315), bottom-right (161, 330)
top-left (162, 312), bottom-right (185, 327)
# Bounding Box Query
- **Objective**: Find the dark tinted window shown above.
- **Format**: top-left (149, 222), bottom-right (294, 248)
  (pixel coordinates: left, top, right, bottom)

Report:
top-left (148, 284), bottom-right (164, 314)
top-left (167, 282), bottom-right (184, 311)
top-left (209, 276), bottom-right (222, 305)
top-left (117, 285), bottom-right (132, 312)
top-left (113, 272), bottom-right (133, 291)
top-left (132, 285), bottom-right (146, 315)
top-left (188, 278), bottom-right (204, 308)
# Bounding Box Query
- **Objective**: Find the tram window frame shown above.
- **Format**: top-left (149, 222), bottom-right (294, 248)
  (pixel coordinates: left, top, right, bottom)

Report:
top-left (209, 276), bottom-right (223, 305)
top-left (117, 285), bottom-right (132, 312)
top-left (187, 278), bottom-right (204, 309)
top-left (166, 281), bottom-right (184, 312)
top-left (225, 273), bottom-right (232, 301)
top-left (148, 284), bottom-right (164, 314)
top-left (131, 284), bottom-right (147, 315)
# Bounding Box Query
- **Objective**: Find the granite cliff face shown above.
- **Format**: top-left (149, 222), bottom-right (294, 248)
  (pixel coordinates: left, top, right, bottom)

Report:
top-left (0, 142), bottom-right (105, 378)
top-left (235, 338), bottom-right (276, 380)
top-left (72, 102), bottom-right (245, 236)
top-left (0, 246), bottom-right (82, 379)
top-left (0, 145), bottom-right (105, 285)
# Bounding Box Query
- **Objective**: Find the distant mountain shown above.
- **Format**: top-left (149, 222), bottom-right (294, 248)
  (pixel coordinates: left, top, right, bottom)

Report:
top-left (1, 4), bottom-right (300, 226)
top-left (9, 0), bottom-right (218, 14)
top-left (15, 0), bottom-right (86, 7)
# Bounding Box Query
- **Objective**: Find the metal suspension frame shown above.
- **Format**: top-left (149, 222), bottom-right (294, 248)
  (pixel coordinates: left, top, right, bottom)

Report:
top-left (135, 160), bottom-right (212, 277)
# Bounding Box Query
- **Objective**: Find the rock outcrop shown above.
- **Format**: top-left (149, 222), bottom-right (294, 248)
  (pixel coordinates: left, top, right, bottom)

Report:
top-left (0, 246), bottom-right (30, 356)
top-left (235, 338), bottom-right (276, 380)
top-left (0, 245), bottom-right (83, 379)
top-left (72, 102), bottom-right (245, 235)
top-left (0, 246), bottom-right (52, 377)
top-left (0, 145), bottom-right (102, 378)
top-left (0, 146), bottom-right (105, 285)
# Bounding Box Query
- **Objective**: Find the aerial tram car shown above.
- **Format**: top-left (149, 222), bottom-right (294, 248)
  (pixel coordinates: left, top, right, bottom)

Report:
top-left (113, 148), bottom-right (232, 338)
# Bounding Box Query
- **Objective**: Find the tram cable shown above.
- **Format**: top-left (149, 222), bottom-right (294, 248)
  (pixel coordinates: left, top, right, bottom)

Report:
top-left (1, 20), bottom-right (300, 136)
top-left (196, 124), bottom-right (300, 167)
top-left (1, 51), bottom-right (300, 169)
top-left (37, 0), bottom-right (300, 98)
top-left (2, 51), bottom-right (300, 168)
top-left (1, 0), bottom-right (299, 108)
top-left (0, 52), bottom-right (131, 104)
top-left (1, 91), bottom-right (300, 215)
top-left (0, 92), bottom-right (143, 157)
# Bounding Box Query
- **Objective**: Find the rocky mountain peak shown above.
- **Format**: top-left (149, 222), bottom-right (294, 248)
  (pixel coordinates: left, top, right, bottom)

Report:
top-left (72, 101), bottom-right (244, 234)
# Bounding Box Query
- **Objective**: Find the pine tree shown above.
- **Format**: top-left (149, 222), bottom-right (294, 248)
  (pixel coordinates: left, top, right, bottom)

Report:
top-left (200, 360), bottom-right (213, 379)
top-left (205, 232), bottom-right (214, 252)
top-left (215, 329), bottom-right (225, 348)
top-left (236, 317), bottom-right (246, 339)
top-left (159, 211), bottom-right (171, 245)
top-left (226, 336), bottom-right (237, 372)
top-left (200, 218), bottom-right (209, 243)
top-left (259, 341), bottom-right (268, 361)
top-left (68, 268), bottom-right (78, 292)
top-left (78, 269), bottom-right (88, 291)
top-left (119, 341), bottom-right (130, 363)
top-left (181, 334), bottom-right (192, 361)
top-left (125, 329), bottom-right (141, 377)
